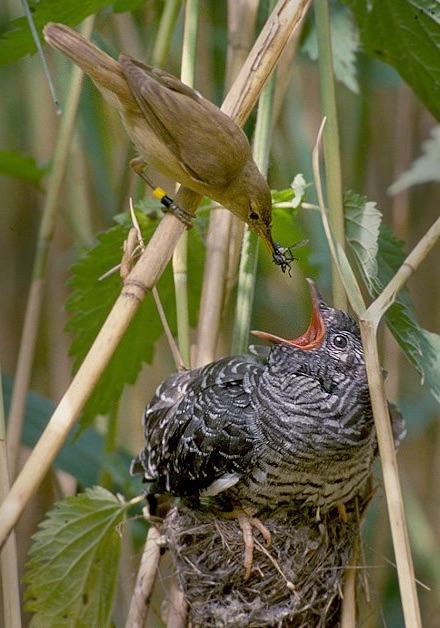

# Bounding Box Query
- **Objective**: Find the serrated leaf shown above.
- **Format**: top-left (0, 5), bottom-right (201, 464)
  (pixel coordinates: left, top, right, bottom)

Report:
top-left (315, 192), bottom-right (366, 314)
top-left (303, 4), bottom-right (360, 94)
top-left (24, 487), bottom-right (125, 627)
top-left (383, 297), bottom-right (440, 403)
top-left (389, 125), bottom-right (440, 194)
top-left (345, 191), bottom-right (381, 287)
top-left (66, 211), bottom-right (203, 427)
top-left (0, 0), bottom-right (111, 67)
top-left (343, 0), bottom-right (440, 120)
top-left (345, 195), bottom-right (440, 402)
top-left (0, 150), bottom-right (48, 187)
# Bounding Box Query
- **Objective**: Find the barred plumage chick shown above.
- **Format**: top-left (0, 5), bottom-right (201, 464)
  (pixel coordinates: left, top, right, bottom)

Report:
top-left (131, 280), bottom-right (402, 577)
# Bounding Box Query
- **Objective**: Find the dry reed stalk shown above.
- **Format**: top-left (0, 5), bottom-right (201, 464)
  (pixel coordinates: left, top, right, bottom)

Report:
top-left (0, 0), bottom-right (313, 551)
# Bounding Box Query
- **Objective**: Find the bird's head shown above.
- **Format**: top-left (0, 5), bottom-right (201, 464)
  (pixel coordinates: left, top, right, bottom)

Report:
top-left (237, 163), bottom-right (296, 274)
top-left (252, 279), bottom-right (366, 384)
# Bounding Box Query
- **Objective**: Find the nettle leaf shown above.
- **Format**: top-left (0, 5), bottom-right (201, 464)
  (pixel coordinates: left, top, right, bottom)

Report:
top-left (66, 210), bottom-right (204, 427)
top-left (303, 4), bottom-right (360, 94)
top-left (24, 487), bottom-right (125, 627)
top-left (345, 192), bottom-right (440, 402)
top-left (389, 125), bottom-right (440, 194)
top-left (0, 0), bottom-right (111, 67)
top-left (344, 191), bottom-right (381, 284)
top-left (0, 150), bottom-right (48, 187)
top-left (343, 0), bottom-right (440, 120)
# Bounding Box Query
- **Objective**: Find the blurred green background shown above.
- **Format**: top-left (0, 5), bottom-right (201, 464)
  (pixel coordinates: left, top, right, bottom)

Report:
top-left (1, 1), bottom-right (439, 625)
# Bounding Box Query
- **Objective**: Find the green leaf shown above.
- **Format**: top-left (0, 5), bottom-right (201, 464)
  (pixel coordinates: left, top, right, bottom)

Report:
top-left (315, 191), bottom-right (367, 314)
top-left (24, 487), bottom-right (125, 627)
top-left (0, 0), bottom-right (111, 67)
top-left (345, 192), bottom-right (440, 402)
top-left (415, 330), bottom-right (440, 404)
top-left (389, 125), bottom-right (440, 194)
top-left (2, 374), bottom-right (139, 493)
top-left (303, 4), bottom-right (360, 94)
top-left (66, 210), bottom-right (204, 427)
top-left (0, 150), bottom-right (48, 187)
top-left (344, 191), bottom-right (380, 284)
top-left (267, 185), bottom-right (309, 263)
top-left (343, 0), bottom-right (440, 120)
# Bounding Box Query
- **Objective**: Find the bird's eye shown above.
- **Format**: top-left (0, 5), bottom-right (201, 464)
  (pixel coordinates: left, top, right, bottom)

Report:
top-left (249, 210), bottom-right (260, 221)
top-left (332, 334), bottom-right (348, 349)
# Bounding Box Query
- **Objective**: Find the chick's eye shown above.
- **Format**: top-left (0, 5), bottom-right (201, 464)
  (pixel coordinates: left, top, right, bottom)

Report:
top-left (249, 210), bottom-right (260, 221)
top-left (332, 334), bottom-right (348, 349)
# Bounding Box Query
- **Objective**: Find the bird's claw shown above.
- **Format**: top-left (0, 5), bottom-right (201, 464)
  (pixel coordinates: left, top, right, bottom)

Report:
top-left (130, 156), bottom-right (149, 179)
top-left (337, 501), bottom-right (348, 523)
top-left (129, 157), bottom-right (193, 228)
top-left (236, 511), bottom-right (272, 580)
top-left (162, 200), bottom-right (194, 228)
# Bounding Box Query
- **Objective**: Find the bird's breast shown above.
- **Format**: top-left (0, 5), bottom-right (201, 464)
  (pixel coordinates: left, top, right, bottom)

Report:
top-left (232, 433), bottom-right (376, 513)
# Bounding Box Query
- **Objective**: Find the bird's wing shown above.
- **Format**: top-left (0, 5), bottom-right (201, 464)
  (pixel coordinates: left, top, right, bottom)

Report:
top-left (133, 355), bottom-right (263, 498)
top-left (130, 369), bottom-right (194, 476)
top-left (120, 56), bottom-right (250, 188)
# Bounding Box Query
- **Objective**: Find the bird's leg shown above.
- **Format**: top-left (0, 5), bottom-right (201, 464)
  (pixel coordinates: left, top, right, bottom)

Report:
top-left (238, 513), bottom-right (272, 580)
top-left (223, 507), bottom-right (271, 580)
top-left (129, 157), bottom-right (194, 228)
top-left (129, 155), bottom-right (149, 179)
top-left (337, 501), bottom-right (348, 523)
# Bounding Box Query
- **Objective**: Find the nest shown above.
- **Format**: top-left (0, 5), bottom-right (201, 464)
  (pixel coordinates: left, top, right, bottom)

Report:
top-left (163, 499), bottom-right (364, 627)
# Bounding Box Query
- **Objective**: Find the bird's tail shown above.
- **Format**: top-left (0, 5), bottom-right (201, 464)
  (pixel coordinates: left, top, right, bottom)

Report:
top-left (43, 22), bottom-right (138, 112)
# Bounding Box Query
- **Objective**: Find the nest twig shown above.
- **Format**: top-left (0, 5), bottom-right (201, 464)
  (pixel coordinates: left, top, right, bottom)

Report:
top-left (162, 498), bottom-right (365, 627)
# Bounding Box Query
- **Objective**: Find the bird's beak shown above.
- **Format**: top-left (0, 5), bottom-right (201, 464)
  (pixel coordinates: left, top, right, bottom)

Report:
top-left (254, 223), bottom-right (277, 258)
top-left (251, 279), bottom-right (326, 350)
top-left (253, 223), bottom-right (296, 273)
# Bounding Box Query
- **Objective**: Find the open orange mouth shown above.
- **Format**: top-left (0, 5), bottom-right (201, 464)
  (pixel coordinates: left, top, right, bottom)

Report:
top-left (251, 279), bottom-right (325, 350)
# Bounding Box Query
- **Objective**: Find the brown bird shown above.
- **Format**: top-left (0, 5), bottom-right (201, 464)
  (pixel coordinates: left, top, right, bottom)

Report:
top-left (43, 23), bottom-right (294, 271)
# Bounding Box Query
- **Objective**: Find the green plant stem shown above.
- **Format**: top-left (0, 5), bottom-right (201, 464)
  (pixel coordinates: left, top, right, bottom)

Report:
top-left (311, 124), bottom-right (365, 315)
top-left (232, 0), bottom-right (312, 354)
top-left (231, 229), bottom-right (260, 354)
top-left (6, 15), bottom-right (96, 478)
top-left (194, 209), bottom-right (233, 368)
top-left (232, 14), bottom-right (277, 355)
top-left (172, 233), bottom-right (190, 367)
top-left (151, 0), bottom-right (182, 67)
top-left (314, 0), bottom-right (346, 310)
top-left (196, 0), bottom-right (312, 366)
top-left (0, 358), bottom-right (22, 628)
top-left (194, 0), bottom-right (260, 368)
top-left (172, 0), bottom-right (199, 369)
top-left (21, 0), bottom-right (60, 113)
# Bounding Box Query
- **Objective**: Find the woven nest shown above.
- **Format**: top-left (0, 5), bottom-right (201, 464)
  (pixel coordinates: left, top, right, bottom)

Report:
top-left (163, 498), bottom-right (365, 627)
